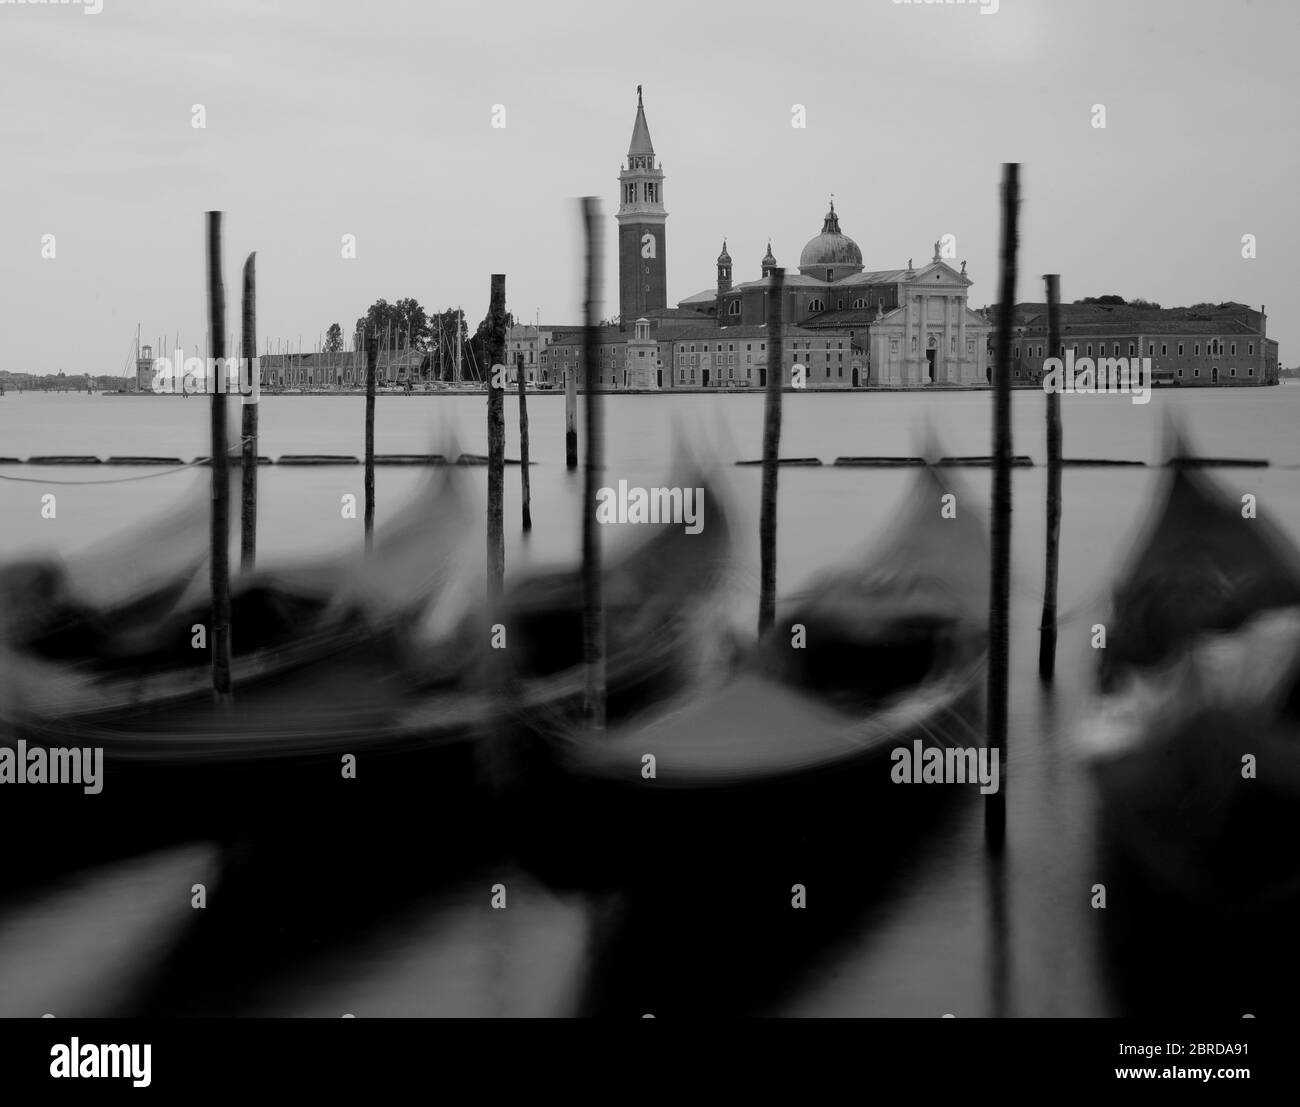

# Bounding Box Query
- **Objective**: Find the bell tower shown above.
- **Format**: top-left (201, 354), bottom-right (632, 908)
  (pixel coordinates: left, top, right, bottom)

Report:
top-left (617, 86), bottom-right (668, 329)
top-left (716, 240), bottom-right (732, 294)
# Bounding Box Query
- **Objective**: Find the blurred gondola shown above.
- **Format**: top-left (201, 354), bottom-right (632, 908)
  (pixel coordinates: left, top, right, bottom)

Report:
top-left (496, 461), bottom-right (990, 1014)
top-left (1082, 435), bottom-right (1300, 1016)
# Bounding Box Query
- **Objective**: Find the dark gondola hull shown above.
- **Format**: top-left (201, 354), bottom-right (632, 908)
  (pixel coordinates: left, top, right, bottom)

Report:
top-left (1086, 450), bottom-right (1300, 1015)
top-left (501, 463), bottom-right (991, 897)
top-left (0, 469), bottom-right (486, 892)
top-left (506, 667), bottom-right (985, 894)
top-left (0, 642), bottom-right (496, 894)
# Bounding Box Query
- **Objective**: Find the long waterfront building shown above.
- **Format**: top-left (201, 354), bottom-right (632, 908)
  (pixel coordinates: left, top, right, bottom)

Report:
top-left (997, 301), bottom-right (1279, 386)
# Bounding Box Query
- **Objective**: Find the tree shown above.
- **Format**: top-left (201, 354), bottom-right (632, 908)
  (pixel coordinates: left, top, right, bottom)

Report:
top-left (393, 298), bottom-right (430, 351)
top-left (1074, 295), bottom-right (1127, 305)
top-left (428, 308), bottom-right (472, 381)
top-left (324, 323), bottom-right (344, 353)
top-left (1127, 298), bottom-right (1162, 310)
top-left (465, 310), bottom-right (514, 381)
top-left (353, 297), bottom-right (431, 355)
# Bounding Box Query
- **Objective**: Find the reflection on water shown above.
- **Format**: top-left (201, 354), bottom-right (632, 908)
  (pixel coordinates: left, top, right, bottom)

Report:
top-left (1, 388), bottom-right (1297, 1015)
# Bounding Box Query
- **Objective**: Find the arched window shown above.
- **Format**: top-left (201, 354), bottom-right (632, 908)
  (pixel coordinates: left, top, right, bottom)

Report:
top-left (853, 299), bottom-right (866, 309)
top-left (728, 300), bottom-right (740, 316)
top-left (808, 299), bottom-right (825, 313)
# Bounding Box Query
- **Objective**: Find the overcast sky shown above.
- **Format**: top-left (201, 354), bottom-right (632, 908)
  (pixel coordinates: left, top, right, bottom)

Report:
top-left (3, 0), bottom-right (1297, 373)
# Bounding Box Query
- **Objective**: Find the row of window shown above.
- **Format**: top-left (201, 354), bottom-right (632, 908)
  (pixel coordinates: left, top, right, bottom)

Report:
top-left (622, 181), bottom-right (658, 204)
top-left (1014, 366), bottom-right (1257, 380)
top-left (672, 364), bottom-right (854, 383)
top-left (1014, 341), bottom-right (1255, 359)
top-left (677, 350), bottom-right (849, 364)
top-left (546, 334), bottom-right (978, 364)
top-left (724, 296), bottom-right (888, 315)
top-left (681, 340), bottom-right (846, 353)
top-left (885, 338), bottom-right (977, 355)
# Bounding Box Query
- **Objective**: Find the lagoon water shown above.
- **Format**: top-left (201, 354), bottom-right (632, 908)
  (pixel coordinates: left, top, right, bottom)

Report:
top-left (2, 385), bottom-right (1297, 1016)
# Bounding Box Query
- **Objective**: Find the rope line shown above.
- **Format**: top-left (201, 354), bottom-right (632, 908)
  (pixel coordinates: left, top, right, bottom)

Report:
top-left (0, 447), bottom-right (243, 486)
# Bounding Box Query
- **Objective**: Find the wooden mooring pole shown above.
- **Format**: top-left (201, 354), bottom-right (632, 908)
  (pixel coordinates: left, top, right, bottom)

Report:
top-left (239, 252), bottom-right (258, 571)
top-left (757, 267), bottom-right (786, 637)
top-left (986, 163), bottom-right (1020, 853)
top-left (1038, 274), bottom-right (1063, 682)
top-left (486, 274), bottom-right (507, 602)
top-left (205, 211), bottom-right (232, 702)
top-left (364, 328), bottom-right (377, 551)
top-left (580, 198), bottom-right (606, 732)
top-left (565, 367), bottom-right (578, 471)
top-left (517, 353), bottom-right (532, 532)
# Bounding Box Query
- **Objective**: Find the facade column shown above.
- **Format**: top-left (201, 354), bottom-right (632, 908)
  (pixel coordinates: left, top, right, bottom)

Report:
top-left (918, 295), bottom-right (927, 383)
top-left (958, 297), bottom-right (966, 381)
top-left (903, 294), bottom-right (912, 384)
top-left (943, 296), bottom-right (953, 383)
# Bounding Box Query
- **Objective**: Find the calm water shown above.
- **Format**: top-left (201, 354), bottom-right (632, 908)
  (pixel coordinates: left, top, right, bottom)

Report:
top-left (2, 385), bottom-right (1298, 1016)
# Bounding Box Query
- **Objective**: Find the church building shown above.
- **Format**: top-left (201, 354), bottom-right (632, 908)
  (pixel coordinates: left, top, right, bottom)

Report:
top-left (511, 89), bottom-right (991, 389)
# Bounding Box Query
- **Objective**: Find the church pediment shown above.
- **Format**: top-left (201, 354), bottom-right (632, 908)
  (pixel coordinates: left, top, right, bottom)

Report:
top-left (902, 260), bottom-right (970, 288)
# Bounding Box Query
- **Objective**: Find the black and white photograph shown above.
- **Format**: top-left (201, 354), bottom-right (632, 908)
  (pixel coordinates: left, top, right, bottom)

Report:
top-left (0, 0), bottom-right (1295, 1087)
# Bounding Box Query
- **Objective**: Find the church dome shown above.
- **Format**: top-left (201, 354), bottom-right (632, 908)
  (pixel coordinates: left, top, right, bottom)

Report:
top-left (798, 202), bottom-right (863, 277)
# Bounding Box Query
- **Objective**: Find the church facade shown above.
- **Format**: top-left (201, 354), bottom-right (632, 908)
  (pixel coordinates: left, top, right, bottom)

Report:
top-left (507, 89), bottom-right (991, 389)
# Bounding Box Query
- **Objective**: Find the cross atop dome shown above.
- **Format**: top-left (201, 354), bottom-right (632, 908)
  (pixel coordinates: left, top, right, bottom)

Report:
top-left (821, 198), bottom-right (841, 236)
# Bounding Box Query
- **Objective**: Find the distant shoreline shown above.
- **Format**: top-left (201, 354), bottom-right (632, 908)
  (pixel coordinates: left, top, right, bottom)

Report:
top-left (74, 380), bottom-right (1275, 398)
top-left (4, 380), bottom-right (1283, 398)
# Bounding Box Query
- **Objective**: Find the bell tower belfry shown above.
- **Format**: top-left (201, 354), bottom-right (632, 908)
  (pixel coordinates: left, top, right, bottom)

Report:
top-left (617, 86), bottom-right (668, 329)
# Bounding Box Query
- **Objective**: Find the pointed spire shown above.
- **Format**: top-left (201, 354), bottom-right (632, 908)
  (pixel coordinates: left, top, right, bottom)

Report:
top-left (821, 199), bottom-right (841, 235)
top-left (717, 238), bottom-right (731, 264)
top-left (628, 87), bottom-right (654, 158)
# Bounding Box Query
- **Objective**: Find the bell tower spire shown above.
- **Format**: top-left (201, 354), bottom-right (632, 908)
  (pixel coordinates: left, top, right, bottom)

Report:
top-left (617, 86), bottom-right (668, 329)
